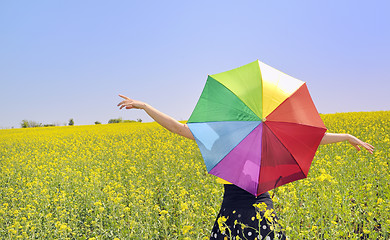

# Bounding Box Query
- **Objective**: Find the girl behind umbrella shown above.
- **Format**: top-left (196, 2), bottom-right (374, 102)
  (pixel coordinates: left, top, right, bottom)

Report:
top-left (117, 94), bottom-right (374, 240)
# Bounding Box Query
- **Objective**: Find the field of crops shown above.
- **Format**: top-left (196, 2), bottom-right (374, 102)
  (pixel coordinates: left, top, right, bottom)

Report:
top-left (0, 111), bottom-right (389, 239)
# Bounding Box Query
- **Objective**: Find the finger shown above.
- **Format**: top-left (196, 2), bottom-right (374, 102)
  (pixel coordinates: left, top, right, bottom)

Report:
top-left (119, 94), bottom-right (130, 100)
top-left (362, 142), bottom-right (374, 152)
top-left (119, 104), bottom-right (128, 110)
top-left (120, 104), bottom-right (134, 110)
top-left (365, 144), bottom-right (374, 154)
top-left (363, 144), bottom-right (374, 154)
top-left (364, 142), bottom-right (373, 148)
top-left (354, 145), bottom-right (361, 151)
top-left (117, 100), bottom-right (127, 106)
top-left (365, 147), bottom-right (373, 154)
top-left (118, 99), bottom-right (134, 107)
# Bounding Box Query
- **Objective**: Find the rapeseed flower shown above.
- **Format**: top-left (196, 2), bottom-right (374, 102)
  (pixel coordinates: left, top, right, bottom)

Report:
top-left (0, 112), bottom-right (388, 239)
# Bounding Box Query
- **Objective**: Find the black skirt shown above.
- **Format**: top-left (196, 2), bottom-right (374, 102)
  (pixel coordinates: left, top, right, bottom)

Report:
top-left (210, 184), bottom-right (286, 240)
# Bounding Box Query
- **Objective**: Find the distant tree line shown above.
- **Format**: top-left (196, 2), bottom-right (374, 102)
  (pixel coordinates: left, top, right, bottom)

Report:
top-left (20, 118), bottom-right (142, 128)
top-left (21, 120), bottom-right (44, 128)
top-left (21, 119), bottom-right (75, 128)
top-left (107, 118), bottom-right (142, 124)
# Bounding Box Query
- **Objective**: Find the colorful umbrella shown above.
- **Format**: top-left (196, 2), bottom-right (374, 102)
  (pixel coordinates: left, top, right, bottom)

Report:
top-left (187, 60), bottom-right (327, 196)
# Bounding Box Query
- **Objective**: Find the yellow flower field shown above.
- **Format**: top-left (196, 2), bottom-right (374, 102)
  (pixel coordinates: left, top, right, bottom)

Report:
top-left (0, 111), bottom-right (389, 239)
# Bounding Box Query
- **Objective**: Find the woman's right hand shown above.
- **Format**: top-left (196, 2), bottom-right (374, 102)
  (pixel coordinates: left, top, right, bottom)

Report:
top-left (116, 94), bottom-right (195, 140)
top-left (117, 94), bottom-right (147, 110)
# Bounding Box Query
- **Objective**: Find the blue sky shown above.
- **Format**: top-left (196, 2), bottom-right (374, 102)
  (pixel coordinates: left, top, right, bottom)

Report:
top-left (1, 0), bottom-right (389, 128)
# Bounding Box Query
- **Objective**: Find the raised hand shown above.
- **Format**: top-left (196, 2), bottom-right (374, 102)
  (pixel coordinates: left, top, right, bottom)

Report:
top-left (117, 94), bottom-right (146, 110)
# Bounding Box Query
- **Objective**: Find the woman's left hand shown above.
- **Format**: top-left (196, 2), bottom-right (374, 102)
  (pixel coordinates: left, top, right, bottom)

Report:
top-left (347, 134), bottom-right (375, 154)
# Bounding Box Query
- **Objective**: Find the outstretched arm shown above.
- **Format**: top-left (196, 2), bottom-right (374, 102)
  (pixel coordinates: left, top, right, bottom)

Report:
top-left (320, 132), bottom-right (374, 154)
top-left (117, 94), bottom-right (195, 140)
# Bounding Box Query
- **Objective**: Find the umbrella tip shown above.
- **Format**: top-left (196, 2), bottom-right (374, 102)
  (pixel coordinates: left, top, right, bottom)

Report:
top-left (262, 118), bottom-right (267, 122)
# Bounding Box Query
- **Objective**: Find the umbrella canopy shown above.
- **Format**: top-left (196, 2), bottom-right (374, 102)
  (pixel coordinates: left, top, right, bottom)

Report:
top-left (187, 60), bottom-right (327, 196)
